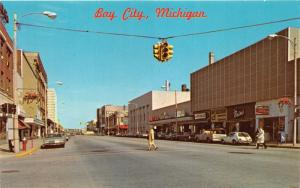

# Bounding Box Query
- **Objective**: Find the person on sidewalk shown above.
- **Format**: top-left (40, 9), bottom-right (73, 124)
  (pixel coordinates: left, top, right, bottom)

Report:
top-left (256, 123), bottom-right (267, 149)
top-left (148, 127), bottom-right (158, 151)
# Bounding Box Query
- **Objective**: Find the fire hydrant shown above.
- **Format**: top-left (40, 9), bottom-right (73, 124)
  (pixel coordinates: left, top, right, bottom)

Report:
top-left (22, 137), bottom-right (27, 151)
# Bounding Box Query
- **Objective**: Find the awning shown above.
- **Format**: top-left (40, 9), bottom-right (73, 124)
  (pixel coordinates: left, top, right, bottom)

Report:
top-left (149, 116), bottom-right (194, 125)
top-left (117, 125), bottom-right (128, 129)
top-left (24, 118), bottom-right (44, 127)
top-left (18, 120), bottom-right (30, 130)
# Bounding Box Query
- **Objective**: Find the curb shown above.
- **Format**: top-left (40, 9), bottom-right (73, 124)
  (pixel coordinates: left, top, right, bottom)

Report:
top-left (248, 143), bottom-right (300, 149)
top-left (267, 145), bottom-right (300, 149)
top-left (15, 146), bottom-right (40, 158)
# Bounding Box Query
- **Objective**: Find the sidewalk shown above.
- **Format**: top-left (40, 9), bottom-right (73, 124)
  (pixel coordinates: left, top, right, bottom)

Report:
top-left (250, 142), bottom-right (300, 149)
top-left (0, 138), bottom-right (43, 158)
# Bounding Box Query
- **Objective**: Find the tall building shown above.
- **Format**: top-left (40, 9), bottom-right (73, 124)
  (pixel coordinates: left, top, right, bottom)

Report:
top-left (47, 88), bottom-right (57, 123)
top-left (191, 27), bottom-right (300, 142)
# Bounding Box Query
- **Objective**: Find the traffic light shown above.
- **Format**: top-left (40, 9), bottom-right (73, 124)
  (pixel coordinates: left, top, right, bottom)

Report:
top-left (153, 40), bottom-right (174, 62)
top-left (166, 44), bottom-right (174, 61)
top-left (153, 43), bottom-right (161, 61)
top-left (159, 41), bottom-right (174, 62)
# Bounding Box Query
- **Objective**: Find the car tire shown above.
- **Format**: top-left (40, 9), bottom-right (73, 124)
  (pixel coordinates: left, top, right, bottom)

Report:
top-left (206, 138), bottom-right (211, 143)
top-left (62, 144), bottom-right (65, 148)
top-left (232, 140), bottom-right (237, 145)
top-left (221, 140), bottom-right (225, 144)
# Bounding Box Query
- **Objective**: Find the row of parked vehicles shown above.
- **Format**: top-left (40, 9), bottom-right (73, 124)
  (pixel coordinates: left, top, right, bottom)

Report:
top-left (156, 129), bottom-right (253, 145)
top-left (41, 133), bottom-right (73, 148)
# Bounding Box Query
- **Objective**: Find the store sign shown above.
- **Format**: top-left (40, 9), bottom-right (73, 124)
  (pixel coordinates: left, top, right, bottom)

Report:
top-left (194, 112), bottom-right (207, 120)
top-left (256, 105), bottom-right (269, 115)
top-left (176, 110), bottom-right (185, 118)
top-left (211, 109), bottom-right (227, 122)
top-left (233, 108), bottom-right (244, 118)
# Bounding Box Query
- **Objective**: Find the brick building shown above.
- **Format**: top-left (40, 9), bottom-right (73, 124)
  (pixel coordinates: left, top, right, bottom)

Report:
top-left (0, 5), bottom-right (13, 141)
top-left (191, 27), bottom-right (300, 142)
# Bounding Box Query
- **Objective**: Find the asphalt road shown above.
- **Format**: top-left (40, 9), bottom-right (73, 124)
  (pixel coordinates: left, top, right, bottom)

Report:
top-left (0, 136), bottom-right (299, 188)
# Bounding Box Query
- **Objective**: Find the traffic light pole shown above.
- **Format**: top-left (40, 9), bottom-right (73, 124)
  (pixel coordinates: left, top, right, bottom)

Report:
top-left (13, 13), bottom-right (20, 153)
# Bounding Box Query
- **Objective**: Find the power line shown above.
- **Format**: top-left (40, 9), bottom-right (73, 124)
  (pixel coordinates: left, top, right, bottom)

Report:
top-left (17, 16), bottom-right (300, 40)
top-left (17, 22), bottom-right (161, 39)
top-left (166, 16), bottom-right (300, 39)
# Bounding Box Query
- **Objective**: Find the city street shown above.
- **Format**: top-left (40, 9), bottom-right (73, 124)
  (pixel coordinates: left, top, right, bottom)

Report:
top-left (0, 136), bottom-right (299, 188)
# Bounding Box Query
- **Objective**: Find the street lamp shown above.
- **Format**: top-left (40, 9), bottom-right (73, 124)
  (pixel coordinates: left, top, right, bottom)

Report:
top-left (268, 34), bottom-right (298, 146)
top-left (129, 102), bottom-right (139, 135)
top-left (13, 11), bottom-right (57, 153)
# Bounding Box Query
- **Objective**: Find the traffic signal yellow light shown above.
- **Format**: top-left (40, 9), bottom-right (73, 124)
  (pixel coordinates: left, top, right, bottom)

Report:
top-left (166, 44), bottom-right (173, 61)
top-left (153, 43), bottom-right (161, 61)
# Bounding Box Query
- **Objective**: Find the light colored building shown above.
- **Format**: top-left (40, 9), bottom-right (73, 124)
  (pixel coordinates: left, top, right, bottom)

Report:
top-left (149, 101), bottom-right (192, 133)
top-left (96, 105), bottom-right (128, 135)
top-left (21, 51), bottom-right (48, 138)
top-left (47, 88), bottom-right (57, 123)
top-left (86, 119), bottom-right (97, 132)
top-left (108, 111), bottom-right (128, 135)
top-left (128, 90), bottom-right (190, 136)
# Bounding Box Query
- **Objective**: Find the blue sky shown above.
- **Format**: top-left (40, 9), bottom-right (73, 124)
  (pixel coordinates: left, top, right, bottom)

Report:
top-left (3, 1), bottom-right (300, 129)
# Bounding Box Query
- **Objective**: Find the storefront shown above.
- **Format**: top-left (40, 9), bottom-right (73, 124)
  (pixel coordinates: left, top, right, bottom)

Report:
top-left (227, 103), bottom-right (256, 138)
top-left (255, 98), bottom-right (294, 142)
top-left (24, 118), bottom-right (44, 138)
top-left (211, 108), bottom-right (227, 130)
top-left (193, 110), bottom-right (211, 133)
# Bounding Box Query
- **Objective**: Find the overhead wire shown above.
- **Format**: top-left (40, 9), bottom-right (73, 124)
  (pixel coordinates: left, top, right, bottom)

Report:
top-left (17, 16), bottom-right (300, 40)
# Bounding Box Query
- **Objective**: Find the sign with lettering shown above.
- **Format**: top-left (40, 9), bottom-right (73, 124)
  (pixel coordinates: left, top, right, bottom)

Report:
top-left (194, 113), bottom-right (207, 120)
top-left (211, 108), bottom-right (227, 122)
top-left (255, 105), bottom-right (269, 115)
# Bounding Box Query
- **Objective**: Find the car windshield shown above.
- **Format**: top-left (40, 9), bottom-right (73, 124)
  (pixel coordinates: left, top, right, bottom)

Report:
top-left (46, 134), bottom-right (63, 138)
top-left (238, 132), bottom-right (250, 137)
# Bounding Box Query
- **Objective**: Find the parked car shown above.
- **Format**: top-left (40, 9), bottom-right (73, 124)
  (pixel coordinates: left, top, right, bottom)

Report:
top-left (42, 134), bottom-right (66, 148)
top-left (177, 132), bottom-right (193, 142)
top-left (194, 129), bottom-right (226, 143)
top-left (222, 132), bottom-right (252, 145)
top-left (165, 132), bottom-right (177, 140)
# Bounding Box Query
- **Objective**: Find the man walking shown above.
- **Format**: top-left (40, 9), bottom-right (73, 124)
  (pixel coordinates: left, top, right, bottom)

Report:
top-left (256, 120), bottom-right (267, 149)
top-left (148, 127), bottom-right (158, 151)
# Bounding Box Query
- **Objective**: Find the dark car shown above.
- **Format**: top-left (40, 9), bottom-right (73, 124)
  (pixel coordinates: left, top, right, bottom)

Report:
top-left (165, 132), bottom-right (177, 140)
top-left (177, 132), bottom-right (193, 142)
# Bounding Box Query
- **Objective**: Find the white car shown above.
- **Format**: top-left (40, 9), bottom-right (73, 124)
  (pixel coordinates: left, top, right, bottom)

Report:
top-left (194, 129), bottom-right (226, 143)
top-left (222, 132), bottom-right (252, 145)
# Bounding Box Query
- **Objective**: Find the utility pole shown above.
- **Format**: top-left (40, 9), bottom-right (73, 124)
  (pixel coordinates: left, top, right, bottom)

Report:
top-left (13, 13), bottom-right (20, 153)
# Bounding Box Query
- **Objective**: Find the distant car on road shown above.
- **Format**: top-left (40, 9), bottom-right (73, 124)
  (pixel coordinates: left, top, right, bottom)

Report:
top-left (42, 134), bottom-right (66, 148)
top-left (165, 132), bottom-right (177, 140)
top-left (222, 132), bottom-right (252, 145)
top-left (194, 129), bottom-right (226, 143)
top-left (177, 132), bottom-right (193, 142)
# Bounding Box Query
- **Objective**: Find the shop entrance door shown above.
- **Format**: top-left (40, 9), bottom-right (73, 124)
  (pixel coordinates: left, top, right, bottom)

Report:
top-left (263, 117), bottom-right (285, 142)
